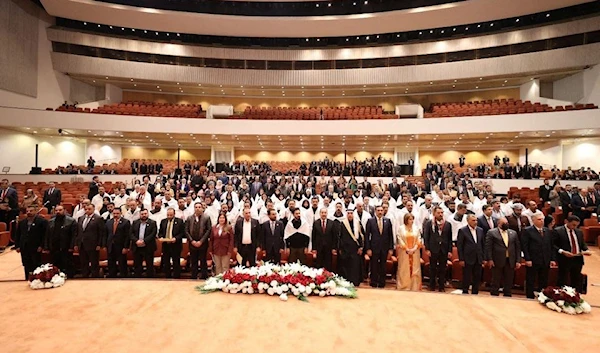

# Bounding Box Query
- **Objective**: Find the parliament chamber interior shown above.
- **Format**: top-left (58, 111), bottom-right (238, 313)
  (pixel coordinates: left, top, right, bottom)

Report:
top-left (1, 0), bottom-right (600, 352)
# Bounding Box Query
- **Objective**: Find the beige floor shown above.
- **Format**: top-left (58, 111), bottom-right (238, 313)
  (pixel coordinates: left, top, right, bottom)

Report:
top-left (0, 279), bottom-right (598, 353)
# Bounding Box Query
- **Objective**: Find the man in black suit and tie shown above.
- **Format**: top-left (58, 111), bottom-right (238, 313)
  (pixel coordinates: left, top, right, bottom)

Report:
top-left (186, 203), bottom-right (212, 279)
top-left (312, 208), bottom-right (337, 271)
top-left (234, 207), bottom-right (261, 267)
top-left (457, 214), bottom-right (485, 294)
top-left (571, 189), bottom-right (595, 221)
top-left (553, 215), bottom-right (592, 292)
top-left (388, 177), bottom-right (401, 200)
top-left (105, 208), bottom-right (131, 278)
top-left (485, 218), bottom-right (521, 297)
top-left (0, 179), bottom-right (19, 225)
top-left (423, 206), bottom-right (453, 292)
top-left (130, 209), bottom-right (157, 278)
top-left (75, 204), bottom-right (105, 278)
top-left (44, 205), bottom-right (76, 278)
top-left (477, 204), bottom-right (497, 238)
top-left (521, 213), bottom-right (556, 299)
top-left (131, 160), bottom-right (139, 174)
top-left (42, 181), bottom-right (62, 213)
top-left (364, 205), bottom-right (394, 288)
top-left (158, 208), bottom-right (185, 278)
top-left (15, 206), bottom-right (48, 280)
top-left (261, 208), bottom-right (284, 264)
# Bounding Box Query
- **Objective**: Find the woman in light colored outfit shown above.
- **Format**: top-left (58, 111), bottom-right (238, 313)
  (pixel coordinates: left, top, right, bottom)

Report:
top-left (396, 213), bottom-right (422, 291)
top-left (211, 212), bottom-right (234, 275)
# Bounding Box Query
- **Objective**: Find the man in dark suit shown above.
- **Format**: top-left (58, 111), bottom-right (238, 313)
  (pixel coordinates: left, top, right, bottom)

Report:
top-left (521, 213), bottom-right (556, 299)
top-left (0, 179), bottom-right (19, 225)
top-left (388, 177), bottom-right (401, 200)
top-left (485, 218), bottom-right (521, 297)
top-left (423, 206), bottom-right (453, 292)
top-left (538, 179), bottom-right (553, 203)
top-left (364, 205), bottom-right (394, 288)
top-left (559, 184), bottom-right (573, 217)
top-left (131, 160), bottom-right (139, 174)
top-left (312, 208), bottom-right (337, 271)
top-left (234, 207), bottom-right (260, 267)
top-left (139, 161), bottom-right (148, 175)
top-left (261, 208), bottom-right (285, 264)
top-left (42, 181), bottom-right (62, 213)
top-left (130, 209), bottom-right (157, 278)
top-left (44, 205), bottom-right (76, 278)
top-left (75, 204), bottom-right (105, 278)
top-left (506, 203), bottom-right (530, 238)
top-left (477, 204), bottom-right (496, 238)
top-left (457, 214), bottom-right (485, 294)
top-left (553, 215), bottom-right (592, 293)
top-left (571, 189), bottom-right (595, 221)
top-left (186, 203), bottom-right (212, 279)
top-left (87, 176), bottom-right (101, 201)
top-left (105, 208), bottom-right (131, 278)
top-left (158, 208), bottom-right (185, 278)
top-left (15, 206), bottom-right (48, 280)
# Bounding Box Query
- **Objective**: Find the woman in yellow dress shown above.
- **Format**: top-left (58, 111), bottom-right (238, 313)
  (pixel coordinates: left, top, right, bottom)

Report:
top-left (396, 213), bottom-right (422, 291)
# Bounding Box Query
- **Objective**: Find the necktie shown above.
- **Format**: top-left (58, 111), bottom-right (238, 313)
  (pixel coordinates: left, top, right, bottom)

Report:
top-left (538, 228), bottom-right (544, 237)
top-left (517, 217), bottom-right (521, 231)
top-left (322, 220), bottom-right (326, 232)
top-left (378, 218), bottom-right (383, 234)
top-left (83, 216), bottom-right (91, 230)
top-left (113, 219), bottom-right (118, 234)
top-left (49, 188), bottom-right (54, 195)
top-left (167, 220), bottom-right (173, 239)
top-left (583, 197), bottom-right (587, 205)
top-left (569, 229), bottom-right (578, 254)
top-left (434, 222), bottom-right (439, 234)
top-left (488, 217), bottom-right (493, 229)
top-left (271, 221), bottom-right (275, 234)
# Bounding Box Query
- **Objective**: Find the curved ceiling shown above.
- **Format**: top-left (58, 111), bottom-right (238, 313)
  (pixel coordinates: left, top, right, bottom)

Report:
top-left (40, 0), bottom-right (591, 38)
top-left (98, 0), bottom-right (465, 17)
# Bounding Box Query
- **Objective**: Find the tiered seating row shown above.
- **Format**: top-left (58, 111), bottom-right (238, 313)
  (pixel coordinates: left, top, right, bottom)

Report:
top-left (229, 106), bottom-right (398, 120)
top-left (54, 102), bottom-right (206, 119)
top-left (425, 99), bottom-right (598, 118)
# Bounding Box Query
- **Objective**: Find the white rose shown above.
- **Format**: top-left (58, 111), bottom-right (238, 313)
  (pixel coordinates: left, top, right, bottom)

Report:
top-left (292, 288), bottom-right (299, 296)
top-left (281, 284), bottom-right (289, 292)
top-left (276, 287), bottom-right (283, 295)
top-left (564, 306), bottom-right (577, 315)
top-left (556, 300), bottom-right (565, 307)
top-left (319, 291), bottom-right (326, 297)
top-left (248, 288), bottom-right (254, 295)
top-left (313, 289), bottom-right (319, 295)
top-left (44, 282), bottom-right (53, 288)
top-left (224, 279), bottom-right (230, 285)
top-left (267, 288), bottom-right (275, 296)
top-left (222, 287), bottom-right (229, 293)
top-left (270, 280), bottom-right (278, 287)
top-left (309, 283), bottom-right (316, 289)
top-left (258, 288), bottom-right (265, 294)
top-left (298, 285), bottom-right (306, 293)
top-left (581, 301), bottom-right (592, 313)
top-left (575, 306), bottom-right (583, 314)
top-left (305, 288), bottom-right (312, 295)
top-left (280, 293), bottom-right (288, 301)
top-left (242, 288), bottom-right (248, 294)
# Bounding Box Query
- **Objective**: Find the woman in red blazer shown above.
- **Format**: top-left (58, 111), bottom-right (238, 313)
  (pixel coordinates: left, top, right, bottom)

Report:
top-left (211, 212), bottom-right (234, 275)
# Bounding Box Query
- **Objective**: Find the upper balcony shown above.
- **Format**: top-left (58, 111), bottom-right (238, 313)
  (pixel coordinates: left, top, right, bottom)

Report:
top-left (39, 0), bottom-right (595, 39)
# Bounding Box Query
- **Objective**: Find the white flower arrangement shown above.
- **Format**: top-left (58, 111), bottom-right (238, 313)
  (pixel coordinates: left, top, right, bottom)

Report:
top-left (537, 286), bottom-right (591, 315)
top-left (196, 262), bottom-right (357, 302)
top-left (28, 263), bottom-right (66, 290)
